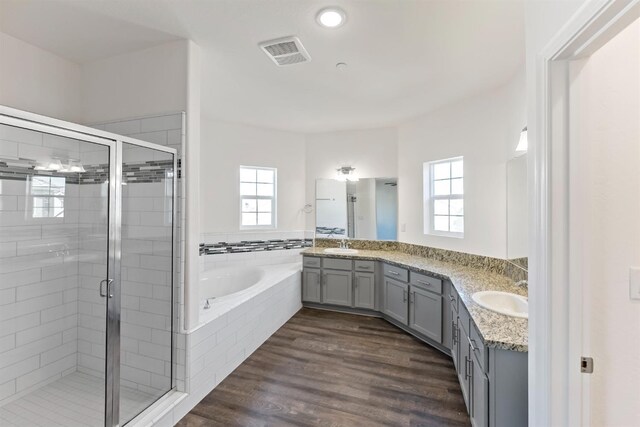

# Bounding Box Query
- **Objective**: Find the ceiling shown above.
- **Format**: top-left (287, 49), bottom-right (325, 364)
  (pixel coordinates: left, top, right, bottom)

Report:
top-left (0, 0), bottom-right (525, 133)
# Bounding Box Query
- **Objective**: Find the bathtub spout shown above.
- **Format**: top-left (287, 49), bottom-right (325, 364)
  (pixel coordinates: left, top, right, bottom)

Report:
top-left (204, 299), bottom-right (211, 310)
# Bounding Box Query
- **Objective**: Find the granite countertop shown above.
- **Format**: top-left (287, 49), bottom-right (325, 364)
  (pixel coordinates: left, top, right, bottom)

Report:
top-left (302, 247), bottom-right (528, 352)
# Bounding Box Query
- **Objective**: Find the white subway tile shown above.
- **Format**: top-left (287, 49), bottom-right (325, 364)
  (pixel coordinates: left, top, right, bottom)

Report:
top-left (15, 315), bottom-right (74, 347)
top-left (0, 292), bottom-right (62, 321)
top-left (120, 364), bottom-right (151, 387)
top-left (0, 196), bottom-right (18, 212)
top-left (40, 341), bottom-right (77, 366)
top-left (16, 276), bottom-right (77, 301)
top-left (0, 355), bottom-right (39, 384)
top-left (0, 334), bottom-right (15, 353)
top-left (140, 115), bottom-right (182, 133)
top-left (104, 119), bottom-right (141, 135)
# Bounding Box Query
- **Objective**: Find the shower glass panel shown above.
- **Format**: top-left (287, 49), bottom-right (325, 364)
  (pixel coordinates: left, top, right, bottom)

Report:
top-left (0, 122), bottom-right (111, 426)
top-left (118, 143), bottom-right (175, 424)
top-left (0, 109), bottom-right (177, 427)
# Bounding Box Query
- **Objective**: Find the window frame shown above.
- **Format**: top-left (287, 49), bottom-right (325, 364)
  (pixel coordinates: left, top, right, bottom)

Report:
top-left (239, 165), bottom-right (277, 230)
top-left (424, 157), bottom-right (464, 238)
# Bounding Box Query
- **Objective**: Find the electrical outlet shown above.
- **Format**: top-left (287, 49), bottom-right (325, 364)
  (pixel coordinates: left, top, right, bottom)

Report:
top-left (629, 267), bottom-right (640, 300)
top-left (401, 223), bottom-right (406, 232)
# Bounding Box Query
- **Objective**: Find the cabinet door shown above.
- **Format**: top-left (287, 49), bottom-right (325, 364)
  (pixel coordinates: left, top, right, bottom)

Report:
top-left (383, 278), bottom-right (409, 324)
top-left (470, 356), bottom-right (489, 427)
top-left (458, 324), bottom-right (472, 412)
top-left (409, 286), bottom-right (443, 342)
top-left (323, 269), bottom-right (352, 306)
top-left (354, 272), bottom-right (375, 309)
top-left (302, 268), bottom-right (321, 303)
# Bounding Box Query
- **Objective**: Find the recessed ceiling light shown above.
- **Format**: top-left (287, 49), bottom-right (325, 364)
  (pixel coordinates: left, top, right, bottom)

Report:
top-left (316, 7), bottom-right (346, 28)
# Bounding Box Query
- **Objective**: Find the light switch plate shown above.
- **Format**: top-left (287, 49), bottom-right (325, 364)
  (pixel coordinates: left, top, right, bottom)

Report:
top-left (629, 267), bottom-right (640, 300)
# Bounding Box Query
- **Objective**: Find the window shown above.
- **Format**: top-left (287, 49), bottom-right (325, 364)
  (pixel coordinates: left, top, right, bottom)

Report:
top-left (424, 157), bottom-right (463, 236)
top-left (30, 176), bottom-right (66, 218)
top-left (239, 166), bottom-right (276, 228)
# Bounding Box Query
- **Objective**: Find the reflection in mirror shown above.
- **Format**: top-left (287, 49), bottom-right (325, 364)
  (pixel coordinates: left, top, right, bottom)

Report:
top-left (316, 178), bottom-right (398, 240)
top-left (507, 154), bottom-right (528, 269)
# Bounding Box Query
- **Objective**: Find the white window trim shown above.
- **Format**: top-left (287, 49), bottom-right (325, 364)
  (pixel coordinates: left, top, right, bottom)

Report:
top-left (424, 157), bottom-right (464, 238)
top-left (239, 165), bottom-right (277, 230)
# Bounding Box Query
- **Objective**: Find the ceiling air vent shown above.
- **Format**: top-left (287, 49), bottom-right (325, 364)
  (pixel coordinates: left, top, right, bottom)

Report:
top-left (259, 36), bottom-right (311, 67)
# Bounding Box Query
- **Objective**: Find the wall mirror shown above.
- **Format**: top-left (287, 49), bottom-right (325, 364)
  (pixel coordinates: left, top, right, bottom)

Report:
top-left (315, 178), bottom-right (398, 240)
top-left (507, 154), bottom-right (528, 270)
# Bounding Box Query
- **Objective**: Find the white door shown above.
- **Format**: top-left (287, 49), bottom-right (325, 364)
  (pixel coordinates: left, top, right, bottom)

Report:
top-left (567, 17), bottom-right (640, 426)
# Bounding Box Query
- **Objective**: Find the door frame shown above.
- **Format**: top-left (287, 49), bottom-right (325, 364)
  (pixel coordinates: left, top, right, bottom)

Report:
top-left (531, 1), bottom-right (640, 425)
top-left (0, 105), bottom-right (178, 427)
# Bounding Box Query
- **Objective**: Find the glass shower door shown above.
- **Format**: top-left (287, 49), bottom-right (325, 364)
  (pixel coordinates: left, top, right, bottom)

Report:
top-left (0, 119), bottom-right (113, 427)
top-left (117, 142), bottom-right (175, 424)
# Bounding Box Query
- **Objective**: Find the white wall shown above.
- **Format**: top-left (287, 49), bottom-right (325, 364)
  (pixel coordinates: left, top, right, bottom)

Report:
top-left (571, 18), bottom-right (640, 426)
top-left (199, 119), bottom-right (306, 234)
top-left (397, 70), bottom-right (525, 258)
top-left (81, 40), bottom-right (188, 124)
top-left (0, 32), bottom-right (82, 123)
top-left (305, 127), bottom-right (398, 232)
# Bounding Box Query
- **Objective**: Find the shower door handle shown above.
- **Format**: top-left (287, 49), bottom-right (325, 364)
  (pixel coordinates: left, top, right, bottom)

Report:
top-left (99, 279), bottom-right (114, 298)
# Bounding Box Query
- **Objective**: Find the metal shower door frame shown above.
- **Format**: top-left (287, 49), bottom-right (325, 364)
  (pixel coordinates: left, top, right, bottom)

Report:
top-left (0, 106), bottom-right (178, 427)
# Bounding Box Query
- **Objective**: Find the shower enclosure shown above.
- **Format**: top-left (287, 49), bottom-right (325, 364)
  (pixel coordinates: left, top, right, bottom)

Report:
top-left (0, 107), bottom-right (177, 426)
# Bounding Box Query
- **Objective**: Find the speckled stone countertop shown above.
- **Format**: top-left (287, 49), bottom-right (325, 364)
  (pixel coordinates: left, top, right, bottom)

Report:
top-left (302, 248), bottom-right (528, 352)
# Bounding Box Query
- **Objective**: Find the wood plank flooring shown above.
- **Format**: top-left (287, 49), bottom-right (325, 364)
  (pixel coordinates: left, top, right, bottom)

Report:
top-left (177, 308), bottom-right (470, 427)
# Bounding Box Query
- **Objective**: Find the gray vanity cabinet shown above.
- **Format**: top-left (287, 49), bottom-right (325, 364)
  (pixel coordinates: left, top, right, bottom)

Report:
top-left (470, 356), bottom-right (489, 427)
top-left (302, 268), bottom-right (322, 303)
top-left (409, 286), bottom-right (442, 342)
top-left (354, 272), bottom-right (375, 309)
top-left (383, 277), bottom-right (409, 323)
top-left (322, 269), bottom-right (352, 306)
top-left (458, 321), bottom-right (472, 411)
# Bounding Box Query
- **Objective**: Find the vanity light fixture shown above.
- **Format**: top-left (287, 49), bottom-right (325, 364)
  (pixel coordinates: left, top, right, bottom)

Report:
top-left (516, 126), bottom-right (528, 152)
top-left (47, 159), bottom-right (63, 171)
top-left (336, 166), bottom-right (359, 182)
top-left (316, 7), bottom-right (347, 28)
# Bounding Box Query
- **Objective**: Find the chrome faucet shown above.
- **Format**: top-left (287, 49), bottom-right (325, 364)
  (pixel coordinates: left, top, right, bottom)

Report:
top-left (515, 280), bottom-right (528, 288)
top-left (339, 239), bottom-right (349, 249)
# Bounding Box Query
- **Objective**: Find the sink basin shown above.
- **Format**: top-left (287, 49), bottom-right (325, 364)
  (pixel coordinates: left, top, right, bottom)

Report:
top-left (323, 248), bottom-right (359, 255)
top-left (472, 291), bottom-right (528, 319)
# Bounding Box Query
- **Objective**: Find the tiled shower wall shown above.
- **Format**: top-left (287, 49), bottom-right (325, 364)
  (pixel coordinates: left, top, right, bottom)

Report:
top-left (91, 113), bottom-right (186, 393)
top-left (0, 126), bottom-right (83, 405)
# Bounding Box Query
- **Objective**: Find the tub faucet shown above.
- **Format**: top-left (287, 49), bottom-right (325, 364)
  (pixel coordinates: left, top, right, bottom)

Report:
top-left (204, 299), bottom-right (211, 310)
top-left (515, 280), bottom-right (528, 288)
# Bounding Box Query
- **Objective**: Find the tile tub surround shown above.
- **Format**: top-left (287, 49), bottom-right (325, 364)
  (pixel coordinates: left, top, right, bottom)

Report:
top-left (314, 238), bottom-right (528, 283)
top-left (303, 247), bottom-right (528, 352)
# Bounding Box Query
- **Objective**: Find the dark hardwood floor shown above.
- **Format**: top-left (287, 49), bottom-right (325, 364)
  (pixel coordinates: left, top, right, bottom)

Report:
top-left (176, 308), bottom-right (470, 427)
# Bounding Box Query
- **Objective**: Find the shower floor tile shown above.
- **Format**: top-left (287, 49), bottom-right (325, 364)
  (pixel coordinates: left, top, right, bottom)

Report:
top-left (0, 371), bottom-right (155, 427)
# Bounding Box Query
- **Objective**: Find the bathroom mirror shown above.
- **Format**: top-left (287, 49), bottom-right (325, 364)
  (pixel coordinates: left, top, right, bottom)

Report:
top-left (506, 154), bottom-right (528, 269)
top-left (315, 178), bottom-right (398, 240)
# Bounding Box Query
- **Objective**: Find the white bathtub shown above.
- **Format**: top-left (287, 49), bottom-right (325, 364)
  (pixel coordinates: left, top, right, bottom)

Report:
top-left (198, 262), bottom-right (302, 324)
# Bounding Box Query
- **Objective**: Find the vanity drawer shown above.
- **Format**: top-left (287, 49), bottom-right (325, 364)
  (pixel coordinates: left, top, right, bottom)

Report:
top-left (409, 271), bottom-right (442, 294)
top-left (323, 258), bottom-right (353, 271)
top-left (354, 260), bottom-right (375, 272)
top-left (383, 263), bottom-right (408, 282)
top-left (469, 321), bottom-right (487, 371)
top-left (303, 256), bottom-right (321, 268)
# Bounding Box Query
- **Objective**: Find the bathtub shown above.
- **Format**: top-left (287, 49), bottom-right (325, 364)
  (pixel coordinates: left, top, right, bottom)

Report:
top-left (198, 262), bottom-right (302, 324)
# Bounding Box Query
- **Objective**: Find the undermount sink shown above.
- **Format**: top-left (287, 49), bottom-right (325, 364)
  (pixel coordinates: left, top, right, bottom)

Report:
top-left (323, 248), bottom-right (359, 255)
top-left (472, 291), bottom-right (528, 319)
